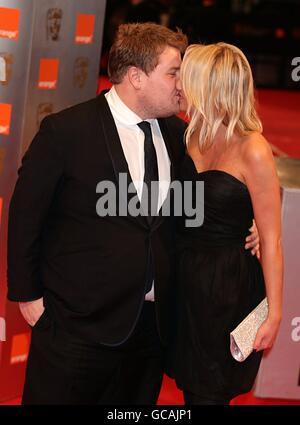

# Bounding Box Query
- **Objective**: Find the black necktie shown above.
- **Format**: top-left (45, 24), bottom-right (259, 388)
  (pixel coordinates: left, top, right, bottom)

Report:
top-left (138, 121), bottom-right (159, 222)
top-left (138, 121), bottom-right (158, 294)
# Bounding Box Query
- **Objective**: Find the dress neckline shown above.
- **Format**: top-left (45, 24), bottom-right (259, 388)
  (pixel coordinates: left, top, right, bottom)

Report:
top-left (185, 153), bottom-right (248, 189)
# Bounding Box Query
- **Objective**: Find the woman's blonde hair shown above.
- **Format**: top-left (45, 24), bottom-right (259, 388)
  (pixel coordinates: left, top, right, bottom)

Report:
top-left (181, 42), bottom-right (262, 152)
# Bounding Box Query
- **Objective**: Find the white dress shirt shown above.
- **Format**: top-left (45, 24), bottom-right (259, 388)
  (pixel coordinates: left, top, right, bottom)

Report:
top-left (105, 87), bottom-right (171, 301)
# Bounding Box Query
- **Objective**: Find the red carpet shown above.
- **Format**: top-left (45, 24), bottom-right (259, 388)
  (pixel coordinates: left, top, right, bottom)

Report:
top-left (256, 89), bottom-right (300, 158)
top-left (1, 81), bottom-right (299, 406)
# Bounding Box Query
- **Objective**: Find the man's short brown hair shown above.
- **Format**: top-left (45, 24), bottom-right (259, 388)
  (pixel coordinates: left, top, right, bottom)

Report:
top-left (108, 22), bottom-right (188, 84)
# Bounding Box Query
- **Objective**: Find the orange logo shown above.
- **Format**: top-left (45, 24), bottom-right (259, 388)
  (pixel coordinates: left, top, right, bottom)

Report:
top-left (38, 58), bottom-right (59, 90)
top-left (0, 7), bottom-right (20, 40)
top-left (0, 103), bottom-right (12, 135)
top-left (10, 332), bottom-right (31, 364)
top-left (75, 14), bottom-right (95, 44)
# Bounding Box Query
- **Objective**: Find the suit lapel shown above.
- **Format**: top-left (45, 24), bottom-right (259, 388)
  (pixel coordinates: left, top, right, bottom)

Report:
top-left (96, 93), bottom-right (148, 229)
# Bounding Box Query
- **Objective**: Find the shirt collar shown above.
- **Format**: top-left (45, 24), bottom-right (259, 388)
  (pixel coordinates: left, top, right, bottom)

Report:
top-left (105, 86), bottom-right (155, 127)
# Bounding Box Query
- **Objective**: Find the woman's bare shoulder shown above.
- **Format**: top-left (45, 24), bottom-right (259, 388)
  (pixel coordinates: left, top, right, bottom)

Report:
top-left (240, 131), bottom-right (273, 164)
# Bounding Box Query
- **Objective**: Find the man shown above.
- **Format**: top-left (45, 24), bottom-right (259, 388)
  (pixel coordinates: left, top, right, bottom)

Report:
top-left (7, 23), bottom-right (258, 405)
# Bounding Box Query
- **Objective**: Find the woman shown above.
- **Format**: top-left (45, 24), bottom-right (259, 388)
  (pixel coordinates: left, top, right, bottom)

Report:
top-left (174, 43), bottom-right (283, 405)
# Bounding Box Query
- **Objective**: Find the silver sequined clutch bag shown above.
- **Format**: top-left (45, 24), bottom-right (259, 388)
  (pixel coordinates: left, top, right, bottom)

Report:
top-left (230, 297), bottom-right (268, 362)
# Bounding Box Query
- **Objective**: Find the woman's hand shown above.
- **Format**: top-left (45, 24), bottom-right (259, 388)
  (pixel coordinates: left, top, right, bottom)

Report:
top-left (253, 316), bottom-right (281, 352)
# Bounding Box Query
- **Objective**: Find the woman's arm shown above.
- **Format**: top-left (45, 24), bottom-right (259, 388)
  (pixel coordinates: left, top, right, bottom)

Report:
top-left (242, 133), bottom-right (283, 351)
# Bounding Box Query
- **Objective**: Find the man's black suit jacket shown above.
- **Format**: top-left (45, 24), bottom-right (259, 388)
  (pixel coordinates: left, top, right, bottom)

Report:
top-left (7, 92), bottom-right (186, 346)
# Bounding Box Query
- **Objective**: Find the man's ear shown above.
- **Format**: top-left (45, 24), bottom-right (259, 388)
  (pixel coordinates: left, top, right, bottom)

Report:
top-left (127, 66), bottom-right (144, 89)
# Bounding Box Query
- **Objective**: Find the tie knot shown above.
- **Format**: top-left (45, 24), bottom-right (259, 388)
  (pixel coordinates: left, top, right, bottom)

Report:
top-left (138, 121), bottom-right (151, 135)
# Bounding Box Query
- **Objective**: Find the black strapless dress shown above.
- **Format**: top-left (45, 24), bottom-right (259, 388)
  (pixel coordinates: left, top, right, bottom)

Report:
top-left (174, 154), bottom-right (266, 401)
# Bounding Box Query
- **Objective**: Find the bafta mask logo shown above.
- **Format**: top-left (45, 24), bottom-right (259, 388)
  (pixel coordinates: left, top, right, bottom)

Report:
top-left (73, 57), bottom-right (89, 89)
top-left (0, 103), bottom-right (12, 135)
top-left (0, 7), bottom-right (20, 40)
top-left (0, 148), bottom-right (5, 177)
top-left (46, 8), bottom-right (62, 42)
top-left (36, 103), bottom-right (53, 129)
top-left (0, 53), bottom-right (13, 85)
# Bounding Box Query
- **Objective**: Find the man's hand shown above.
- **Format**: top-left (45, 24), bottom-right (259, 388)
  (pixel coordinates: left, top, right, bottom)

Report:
top-left (19, 297), bottom-right (45, 327)
top-left (245, 219), bottom-right (260, 258)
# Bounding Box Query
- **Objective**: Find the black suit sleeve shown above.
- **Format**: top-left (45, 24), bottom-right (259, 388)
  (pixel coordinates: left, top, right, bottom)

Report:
top-left (7, 115), bottom-right (64, 301)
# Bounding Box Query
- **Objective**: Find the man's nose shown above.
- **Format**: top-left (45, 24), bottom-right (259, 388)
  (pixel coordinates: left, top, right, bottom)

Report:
top-left (176, 78), bottom-right (182, 91)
